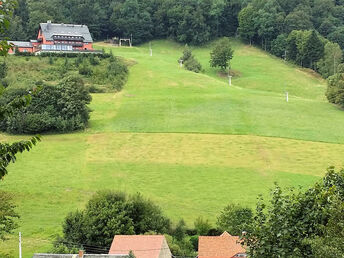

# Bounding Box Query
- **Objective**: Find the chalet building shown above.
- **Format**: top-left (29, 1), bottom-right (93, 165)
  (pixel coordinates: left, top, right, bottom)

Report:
top-left (9, 21), bottom-right (94, 54)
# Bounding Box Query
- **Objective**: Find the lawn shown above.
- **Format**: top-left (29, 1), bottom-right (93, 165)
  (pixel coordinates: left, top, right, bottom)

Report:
top-left (1, 39), bottom-right (344, 257)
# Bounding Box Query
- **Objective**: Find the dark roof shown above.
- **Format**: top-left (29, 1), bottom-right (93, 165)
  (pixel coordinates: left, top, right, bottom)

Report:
top-left (40, 22), bottom-right (93, 43)
top-left (8, 41), bottom-right (33, 48)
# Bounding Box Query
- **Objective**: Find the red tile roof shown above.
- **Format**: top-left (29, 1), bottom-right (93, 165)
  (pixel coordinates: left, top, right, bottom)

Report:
top-left (198, 232), bottom-right (246, 258)
top-left (108, 235), bottom-right (167, 258)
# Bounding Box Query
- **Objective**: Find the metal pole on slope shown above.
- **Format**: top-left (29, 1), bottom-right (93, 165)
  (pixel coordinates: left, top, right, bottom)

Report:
top-left (228, 69), bottom-right (232, 86)
top-left (19, 232), bottom-right (22, 258)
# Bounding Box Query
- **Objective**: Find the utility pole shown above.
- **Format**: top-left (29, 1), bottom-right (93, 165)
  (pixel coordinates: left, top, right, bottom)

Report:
top-left (149, 42), bottom-right (152, 57)
top-left (286, 91), bottom-right (289, 102)
top-left (228, 69), bottom-right (232, 86)
top-left (130, 34), bottom-right (133, 47)
top-left (19, 232), bottom-right (22, 258)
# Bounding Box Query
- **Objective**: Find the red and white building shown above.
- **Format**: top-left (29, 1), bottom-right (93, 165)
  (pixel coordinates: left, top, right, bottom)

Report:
top-left (9, 21), bottom-right (94, 54)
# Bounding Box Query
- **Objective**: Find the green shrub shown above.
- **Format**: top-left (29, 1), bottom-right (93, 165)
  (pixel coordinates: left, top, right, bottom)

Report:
top-left (1, 78), bottom-right (9, 88)
top-left (107, 58), bottom-right (129, 91)
top-left (89, 55), bottom-right (100, 66)
top-left (54, 191), bottom-right (171, 253)
top-left (184, 57), bottom-right (202, 73)
top-left (78, 60), bottom-right (93, 76)
top-left (0, 75), bottom-right (92, 134)
top-left (0, 62), bottom-right (8, 79)
top-left (179, 45), bottom-right (202, 73)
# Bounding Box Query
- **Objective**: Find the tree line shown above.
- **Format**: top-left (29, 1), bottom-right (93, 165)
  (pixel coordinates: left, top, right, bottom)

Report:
top-left (6, 0), bottom-right (344, 49)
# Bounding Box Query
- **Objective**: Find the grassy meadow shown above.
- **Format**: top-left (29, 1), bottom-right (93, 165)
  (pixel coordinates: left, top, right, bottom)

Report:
top-left (1, 39), bottom-right (344, 257)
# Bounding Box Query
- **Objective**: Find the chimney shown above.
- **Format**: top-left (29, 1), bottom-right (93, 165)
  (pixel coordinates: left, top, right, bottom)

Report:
top-left (78, 250), bottom-right (84, 258)
top-left (47, 20), bottom-right (51, 30)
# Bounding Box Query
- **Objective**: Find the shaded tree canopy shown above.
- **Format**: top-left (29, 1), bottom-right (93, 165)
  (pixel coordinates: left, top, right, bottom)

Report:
top-left (243, 167), bottom-right (344, 258)
top-left (55, 191), bottom-right (171, 253)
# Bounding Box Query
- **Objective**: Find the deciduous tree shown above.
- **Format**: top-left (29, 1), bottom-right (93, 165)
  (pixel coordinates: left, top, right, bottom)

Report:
top-left (210, 37), bottom-right (234, 71)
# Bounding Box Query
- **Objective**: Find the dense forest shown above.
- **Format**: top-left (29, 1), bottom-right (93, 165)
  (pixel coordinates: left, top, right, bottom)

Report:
top-left (7, 0), bottom-right (344, 48)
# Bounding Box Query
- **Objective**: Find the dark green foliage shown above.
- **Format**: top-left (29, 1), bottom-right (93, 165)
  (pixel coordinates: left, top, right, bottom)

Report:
top-left (0, 62), bottom-right (8, 80)
top-left (179, 45), bottom-right (202, 73)
top-left (55, 191), bottom-right (171, 253)
top-left (0, 76), bottom-right (92, 134)
top-left (0, 191), bottom-right (19, 240)
top-left (271, 34), bottom-right (287, 58)
top-left (40, 52), bottom-right (111, 58)
top-left (173, 219), bottom-right (187, 242)
top-left (74, 54), bottom-right (84, 67)
top-left (286, 30), bottom-right (324, 68)
top-left (217, 204), bottom-right (253, 236)
top-left (165, 234), bottom-right (196, 257)
top-left (184, 57), bottom-right (202, 73)
top-left (308, 200), bottom-right (344, 257)
top-left (60, 58), bottom-right (70, 75)
top-left (128, 251), bottom-right (136, 258)
top-left (317, 42), bottom-right (343, 78)
top-left (180, 45), bottom-right (192, 63)
top-left (194, 217), bottom-right (212, 236)
top-left (328, 26), bottom-right (344, 49)
top-left (107, 57), bottom-right (129, 91)
top-left (49, 55), bottom-right (54, 65)
top-left (242, 168), bottom-right (344, 258)
top-left (78, 60), bottom-right (93, 76)
top-left (0, 0), bottom-right (40, 181)
top-left (89, 55), bottom-right (100, 66)
top-left (238, 5), bottom-right (256, 44)
top-left (0, 89), bottom-right (40, 179)
top-left (14, 50), bottom-right (34, 57)
top-left (304, 30), bottom-right (325, 69)
top-left (3, 0), bottom-right (344, 54)
top-left (210, 38), bottom-right (234, 71)
top-left (326, 68), bottom-right (344, 107)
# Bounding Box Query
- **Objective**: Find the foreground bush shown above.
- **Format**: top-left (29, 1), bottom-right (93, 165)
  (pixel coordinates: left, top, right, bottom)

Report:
top-left (54, 191), bottom-right (171, 253)
top-left (242, 167), bottom-right (344, 257)
top-left (0, 75), bottom-right (91, 134)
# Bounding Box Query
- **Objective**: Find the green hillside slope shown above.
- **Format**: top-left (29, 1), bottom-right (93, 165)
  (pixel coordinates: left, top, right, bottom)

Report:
top-left (1, 39), bottom-right (343, 257)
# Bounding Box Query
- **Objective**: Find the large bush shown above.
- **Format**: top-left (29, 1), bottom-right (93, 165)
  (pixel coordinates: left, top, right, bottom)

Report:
top-left (54, 191), bottom-right (171, 253)
top-left (0, 75), bottom-right (92, 134)
top-left (242, 168), bottom-right (344, 257)
top-left (217, 204), bottom-right (253, 236)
